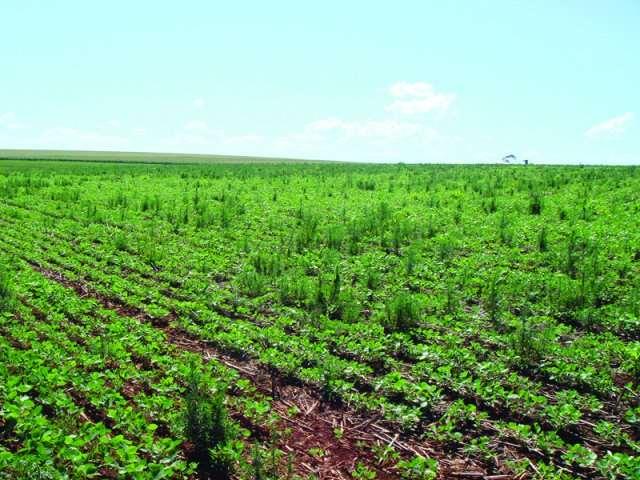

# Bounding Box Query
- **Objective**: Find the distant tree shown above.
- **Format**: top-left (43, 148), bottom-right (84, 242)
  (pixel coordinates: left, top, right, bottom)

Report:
top-left (502, 154), bottom-right (529, 165)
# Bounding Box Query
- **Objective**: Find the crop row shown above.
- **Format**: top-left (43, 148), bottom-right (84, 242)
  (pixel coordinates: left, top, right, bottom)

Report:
top-left (1, 217), bottom-right (637, 478)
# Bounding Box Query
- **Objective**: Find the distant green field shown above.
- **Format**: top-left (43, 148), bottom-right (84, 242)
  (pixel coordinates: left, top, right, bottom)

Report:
top-left (0, 149), bottom-right (327, 165)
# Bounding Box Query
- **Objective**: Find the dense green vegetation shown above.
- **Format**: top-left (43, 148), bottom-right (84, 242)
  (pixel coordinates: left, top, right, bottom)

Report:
top-left (1, 159), bottom-right (639, 479)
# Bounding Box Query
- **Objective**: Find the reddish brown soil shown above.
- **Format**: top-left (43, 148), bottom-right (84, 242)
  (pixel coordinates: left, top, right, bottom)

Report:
top-left (67, 388), bottom-right (117, 429)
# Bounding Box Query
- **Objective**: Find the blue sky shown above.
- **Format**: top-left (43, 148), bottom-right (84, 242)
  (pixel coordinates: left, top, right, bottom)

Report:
top-left (1, 1), bottom-right (638, 163)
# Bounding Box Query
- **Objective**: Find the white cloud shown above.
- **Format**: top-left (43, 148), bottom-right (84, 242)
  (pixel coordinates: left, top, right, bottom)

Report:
top-left (386, 82), bottom-right (455, 114)
top-left (3, 79), bottom-right (455, 161)
top-left (272, 82), bottom-right (449, 158)
top-left (585, 112), bottom-right (634, 138)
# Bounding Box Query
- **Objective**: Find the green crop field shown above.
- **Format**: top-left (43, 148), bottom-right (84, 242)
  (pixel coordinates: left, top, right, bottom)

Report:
top-left (1, 157), bottom-right (639, 479)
